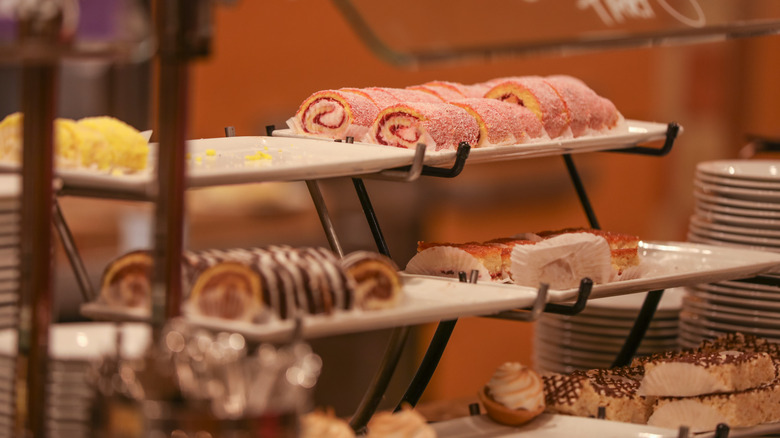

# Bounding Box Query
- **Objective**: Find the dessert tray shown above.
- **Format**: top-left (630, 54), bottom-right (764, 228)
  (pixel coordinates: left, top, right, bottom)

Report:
top-left (272, 119), bottom-right (673, 166)
top-left (81, 240), bottom-right (780, 343)
top-left (43, 119), bottom-right (674, 197)
top-left (429, 413), bottom-right (780, 438)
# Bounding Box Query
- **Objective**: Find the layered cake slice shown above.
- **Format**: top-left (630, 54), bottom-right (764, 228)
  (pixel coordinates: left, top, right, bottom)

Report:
top-left (543, 366), bottom-right (651, 424)
top-left (638, 350), bottom-right (776, 397)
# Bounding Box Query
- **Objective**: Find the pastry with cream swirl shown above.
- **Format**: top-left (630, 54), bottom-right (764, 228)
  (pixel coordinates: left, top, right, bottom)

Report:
top-left (365, 407), bottom-right (435, 438)
top-left (480, 362), bottom-right (545, 426)
top-left (300, 410), bottom-right (355, 438)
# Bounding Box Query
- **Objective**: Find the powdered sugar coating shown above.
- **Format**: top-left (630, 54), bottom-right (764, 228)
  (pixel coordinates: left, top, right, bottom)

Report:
top-left (547, 75), bottom-right (621, 132)
top-left (294, 89), bottom-right (379, 140)
top-left (351, 87), bottom-right (444, 109)
top-left (407, 83), bottom-right (467, 102)
top-left (484, 76), bottom-right (570, 138)
top-left (450, 98), bottom-right (518, 146)
top-left (369, 102), bottom-right (480, 151)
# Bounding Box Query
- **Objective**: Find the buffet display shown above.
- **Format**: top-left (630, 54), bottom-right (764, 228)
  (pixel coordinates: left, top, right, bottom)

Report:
top-left (3, 46), bottom-right (779, 436)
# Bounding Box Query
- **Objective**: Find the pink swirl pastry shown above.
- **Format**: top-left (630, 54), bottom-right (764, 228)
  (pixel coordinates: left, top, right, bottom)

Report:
top-left (292, 89), bottom-right (380, 141)
top-left (545, 75), bottom-right (621, 135)
top-left (347, 87), bottom-right (444, 110)
top-left (368, 102), bottom-right (479, 151)
top-left (480, 362), bottom-right (545, 426)
top-left (450, 98), bottom-right (545, 147)
top-left (366, 407), bottom-right (436, 438)
top-left (484, 76), bottom-right (569, 138)
top-left (408, 80), bottom-right (492, 101)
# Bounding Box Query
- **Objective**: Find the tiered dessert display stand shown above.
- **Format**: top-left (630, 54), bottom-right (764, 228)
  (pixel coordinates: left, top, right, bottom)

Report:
top-left (5, 1), bottom-right (780, 437)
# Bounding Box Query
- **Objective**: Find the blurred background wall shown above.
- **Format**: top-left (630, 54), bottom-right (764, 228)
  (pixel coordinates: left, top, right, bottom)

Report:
top-left (2, 0), bottom-right (780, 420)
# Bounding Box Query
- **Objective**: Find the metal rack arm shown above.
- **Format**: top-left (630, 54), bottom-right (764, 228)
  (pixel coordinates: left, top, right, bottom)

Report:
top-left (349, 326), bottom-right (411, 433)
top-left (419, 142), bottom-right (471, 178)
top-left (542, 278), bottom-right (593, 315)
top-left (351, 178), bottom-right (390, 257)
top-left (611, 289), bottom-right (664, 367)
top-left (608, 122), bottom-right (680, 156)
top-left (489, 283), bottom-right (549, 322)
top-left (52, 197), bottom-right (97, 302)
top-left (306, 180), bottom-right (345, 257)
top-left (563, 154), bottom-right (600, 230)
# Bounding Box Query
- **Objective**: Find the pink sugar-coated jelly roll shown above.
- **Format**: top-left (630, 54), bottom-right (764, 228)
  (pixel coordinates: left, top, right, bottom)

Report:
top-left (368, 102), bottom-right (480, 151)
top-left (294, 89), bottom-right (380, 140)
top-left (544, 76), bottom-right (593, 137)
top-left (546, 75), bottom-right (621, 132)
top-left (483, 76), bottom-right (569, 138)
top-left (346, 87), bottom-right (444, 111)
top-left (407, 83), bottom-right (467, 102)
top-left (450, 98), bottom-right (543, 146)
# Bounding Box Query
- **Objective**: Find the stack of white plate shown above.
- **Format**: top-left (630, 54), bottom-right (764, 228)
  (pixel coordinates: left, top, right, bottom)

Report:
top-left (684, 159), bottom-right (780, 346)
top-left (688, 160), bottom-right (780, 251)
top-left (0, 323), bottom-right (150, 437)
top-left (0, 176), bottom-right (19, 330)
top-left (534, 288), bottom-right (683, 374)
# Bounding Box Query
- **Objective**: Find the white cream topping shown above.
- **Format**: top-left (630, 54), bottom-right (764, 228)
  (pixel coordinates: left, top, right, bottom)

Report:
top-left (486, 362), bottom-right (545, 412)
top-left (366, 408), bottom-right (436, 438)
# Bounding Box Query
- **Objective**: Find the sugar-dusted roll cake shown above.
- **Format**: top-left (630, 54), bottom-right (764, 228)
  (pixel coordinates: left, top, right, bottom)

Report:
top-left (449, 98), bottom-right (545, 147)
top-left (367, 102), bottom-right (480, 151)
top-left (291, 89), bottom-right (381, 141)
top-left (97, 246), bottom-right (403, 323)
top-left (483, 76), bottom-right (570, 138)
top-left (407, 80), bottom-right (492, 102)
top-left (544, 75), bottom-right (621, 135)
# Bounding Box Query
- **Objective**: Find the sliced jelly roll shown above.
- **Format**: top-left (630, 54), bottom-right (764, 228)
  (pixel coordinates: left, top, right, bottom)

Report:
top-left (182, 248), bottom-right (267, 322)
top-left (98, 250), bottom-right (154, 309)
top-left (484, 76), bottom-right (569, 138)
top-left (450, 98), bottom-right (545, 147)
top-left (544, 75), bottom-right (622, 136)
top-left (291, 89), bottom-right (380, 141)
top-left (367, 102), bottom-right (479, 151)
top-left (247, 245), bottom-right (357, 320)
top-left (353, 87), bottom-right (444, 107)
top-left (340, 251), bottom-right (402, 310)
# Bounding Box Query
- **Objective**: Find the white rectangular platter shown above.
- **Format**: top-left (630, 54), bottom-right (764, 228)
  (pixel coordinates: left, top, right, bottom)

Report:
top-left (430, 413), bottom-right (780, 438)
top-left (81, 241), bottom-right (780, 342)
top-left (430, 413), bottom-right (678, 438)
top-left (56, 135), bottom-right (418, 196)
top-left (402, 241), bottom-right (780, 304)
top-left (6, 120), bottom-right (672, 197)
top-left (272, 119), bottom-right (674, 167)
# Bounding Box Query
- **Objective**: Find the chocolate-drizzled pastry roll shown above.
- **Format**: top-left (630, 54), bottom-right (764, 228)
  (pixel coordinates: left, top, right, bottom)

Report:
top-left (187, 260), bottom-right (263, 322)
top-left (340, 251), bottom-right (402, 310)
top-left (99, 250), bottom-right (154, 308)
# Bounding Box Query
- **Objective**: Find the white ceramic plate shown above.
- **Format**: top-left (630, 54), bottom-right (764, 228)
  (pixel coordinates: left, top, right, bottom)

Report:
top-left (694, 207), bottom-right (780, 229)
top-left (274, 120), bottom-right (674, 166)
top-left (696, 170), bottom-right (780, 190)
top-left (536, 324), bottom-right (679, 348)
top-left (680, 311), bottom-right (780, 338)
top-left (0, 323), bottom-right (149, 359)
top-left (718, 278), bottom-right (780, 293)
top-left (687, 231), bottom-right (780, 253)
top-left (581, 288), bottom-right (684, 313)
top-left (683, 295), bottom-right (780, 320)
top-left (685, 288), bottom-right (780, 312)
top-left (696, 198), bottom-right (780, 219)
top-left (60, 136), bottom-right (419, 195)
top-left (696, 283), bottom-right (780, 301)
top-left (430, 413), bottom-right (679, 438)
top-left (541, 312), bottom-right (679, 330)
top-left (695, 189), bottom-right (780, 212)
top-left (695, 179), bottom-right (780, 202)
top-left (534, 331), bottom-right (677, 356)
top-left (697, 159), bottom-right (780, 182)
top-left (690, 215), bottom-right (780, 238)
top-left (687, 225), bottom-right (780, 248)
top-left (682, 301), bottom-right (780, 329)
top-left (537, 317), bottom-right (679, 338)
